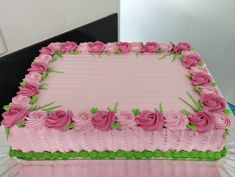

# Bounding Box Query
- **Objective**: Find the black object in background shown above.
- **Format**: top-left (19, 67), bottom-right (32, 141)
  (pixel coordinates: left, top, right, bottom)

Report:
top-left (0, 14), bottom-right (118, 120)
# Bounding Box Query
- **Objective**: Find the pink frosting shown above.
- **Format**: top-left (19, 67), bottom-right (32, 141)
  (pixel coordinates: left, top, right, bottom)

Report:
top-left (91, 111), bottom-right (117, 131)
top-left (77, 42), bottom-right (90, 53)
top-left (47, 42), bottom-right (62, 51)
top-left (17, 83), bottom-right (39, 97)
top-left (159, 42), bottom-right (173, 52)
top-left (164, 111), bottom-right (188, 130)
top-left (130, 42), bottom-right (143, 52)
top-left (12, 95), bottom-right (31, 109)
top-left (1, 104), bottom-right (28, 128)
top-left (199, 86), bottom-right (219, 96)
top-left (173, 42), bottom-right (192, 53)
top-left (191, 72), bottom-right (213, 86)
top-left (45, 110), bottom-right (74, 130)
top-left (136, 110), bottom-right (164, 131)
top-left (201, 94), bottom-right (226, 113)
top-left (24, 72), bottom-right (42, 85)
top-left (214, 113), bottom-right (233, 129)
top-left (117, 42), bottom-right (131, 53)
top-left (117, 111), bottom-right (136, 129)
top-left (143, 42), bottom-right (160, 53)
top-left (182, 52), bottom-right (201, 69)
top-left (104, 42), bottom-right (118, 53)
top-left (190, 66), bottom-right (208, 74)
top-left (28, 62), bottom-right (48, 73)
top-left (188, 111), bottom-right (215, 133)
top-left (89, 41), bottom-right (105, 53)
top-left (39, 47), bottom-right (55, 56)
top-left (73, 111), bottom-right (94, 132)
top-left (60, 41), bottom-right (77, 53)
top-left (34, 54), bottom-right (52, 64)
top-left (26, 110), bottom-right (47, 128)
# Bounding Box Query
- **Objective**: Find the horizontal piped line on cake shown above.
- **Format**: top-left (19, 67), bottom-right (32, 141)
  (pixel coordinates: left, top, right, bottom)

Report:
top-left (9, 147), bottom-right (227, 161)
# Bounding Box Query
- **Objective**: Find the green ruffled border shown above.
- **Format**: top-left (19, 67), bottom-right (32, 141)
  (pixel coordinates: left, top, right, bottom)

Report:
top-left (9, 147), bottom-right (227, 161)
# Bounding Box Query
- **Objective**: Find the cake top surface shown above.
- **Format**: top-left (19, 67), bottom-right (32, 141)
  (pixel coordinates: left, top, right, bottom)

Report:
top-left (1, 41), bottom-right (233, 134)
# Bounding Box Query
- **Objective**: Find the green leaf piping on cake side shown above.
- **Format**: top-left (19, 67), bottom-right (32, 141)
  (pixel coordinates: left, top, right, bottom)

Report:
top-left (132, 108), bottom-right (141, 116)
top-left (223, 109), bottom-right (231, 115)
top-left (3, 103), bottom-right (12, 111)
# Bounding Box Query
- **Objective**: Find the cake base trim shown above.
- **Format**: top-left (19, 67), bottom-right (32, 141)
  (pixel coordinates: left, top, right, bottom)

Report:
top-left (9, 147), bottom-right (227, 161)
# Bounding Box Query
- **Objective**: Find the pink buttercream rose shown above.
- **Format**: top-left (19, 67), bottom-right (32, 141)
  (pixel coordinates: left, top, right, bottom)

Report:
top-left (143, 42), bottom-right (160, 53)
top-left (136, 110), bottom-right (164, 131)
top-left (12, 95), bottom-right (31, 109)
top-left (24, 72), bottom-right (42, 85)
top-left (182, 52), bottom-right (202, 69)
top-left (201, 94), bottom-right (226, 113)
top-left (173, 42), bottom-right (192, 53)
top-left (198, 86), bottom-right (219, 96)
top-left (89, 41), bottom-right (105, 53)
top-left (164, 111), bottom-right (188, 130)
top-left (104, 42), bottom-right (118, 53)
top-left (47, 42), bottom-right (62, 51)
top-left (159, 42), bottom-right (173, 52)
top-left (39, 47), bottom-right (55, 56)
top-left (73, 111), bottom-right (94, 131)
top-left (130, 42), bottom-right (143, 52)
top-left (60, 41), bottom-right (77, 53)
top-left (77, 42), bottom-right (90, 53)
top-left (26, 110), bottom-right (47, 128)
top-left (188, 111), bottom-right (215, 133)
top-left (45, 110), bottom-right (74, 130)
top-left (17, 83), bottom-right (39, 97)
top-left (28, 62), bottom-right (48, 73)
top-left (34, 54), bottom-right (52, 64)
top-left (92, 111), bottom-right (117, 131)
top-left (191, 72), bottom-right (213, 86)
top-left (1, 104), bottom-right (28, 128)
top-left (214, 113), bottom-right (233, 129)
top-left (190, 66), bottom-right (208, 75)
top-left (117, 111), bottom-right (136, 129)
top-left (117, 42), bottom-right (131, 53)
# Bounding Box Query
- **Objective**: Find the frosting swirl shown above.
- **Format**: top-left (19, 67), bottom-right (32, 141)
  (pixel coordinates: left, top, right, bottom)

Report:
top-left (214, 113), bottom-right (233, 129)
top-left (117, 111), bottom-right (136, 130)
top-left (26, 110), bottom-right (47, 128)
top-left (164, 111), bottom-right (188, 130)
top-left (12, 95), bottom-right (31, 109)
top-left (24, 72), bottom-right (42, 85)
top-left (28, 62), bottom-right (48, 73)
top-left (201, 94), bottom-right (226, 113)
top-left (73, 111), bottom-right (94, 131)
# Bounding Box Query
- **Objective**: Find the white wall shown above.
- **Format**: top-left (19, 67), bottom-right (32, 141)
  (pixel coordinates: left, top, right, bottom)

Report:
top-left (120, 0), bottom-right (235, 103)
top-left (0, 0), bottom-right (118, 55)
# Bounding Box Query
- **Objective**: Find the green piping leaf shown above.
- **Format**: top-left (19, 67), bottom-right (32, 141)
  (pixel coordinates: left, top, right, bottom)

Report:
top-left (223, 129), bottom-right (229, 138)
top-left (90, 107), bottom-right (99, 114)
top-left (159, 103), bottom-right (163, 113)
top-left (30, 95), bottom-right (38, 104)
top-left (66, 123), bottom-right (75, 130)
top-left (111, 121), bottom-right (120, 129)
top-left (198, 60), bottom-right (205, 67)
top-left (211, 82), bottom-right (217, 87)
top-left (41, 72), bottom-right (47, 80)
top-left (186, 124), bottom-right (197, 131)
top-left (20, 81), bottom-right (26, 86)
top-left (5, 127), bottom-right (9, 140)
top-left (132, 108), bottom-right (141, 116)
top-left (181, 109), bottom-right (190, 116)
top-left (3, 103), bottom-right (12, 111)
top-left (17, 121), bottom-right (26, 127)
top-left (223, 109), bottom-right (231, 115)
top-left (178, 97), bottom-right (197, 112)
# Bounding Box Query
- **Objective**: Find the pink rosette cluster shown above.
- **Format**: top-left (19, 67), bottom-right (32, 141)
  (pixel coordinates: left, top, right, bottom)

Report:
top-left (201, 94), bottom-right (226, 113)
top-left (89, 41), bottom-right (105, 53)
top-left (60, 41), bottom-right (77, 53)
top-left (188, 111), bottom-right (215, 133)
top-left (17, 83), bottom-right (39, 97)
top-left (91, 111), bottom-right (117, 131)
top-left (143, 42), bottom-right (160, 53)
top-left (198, 86), bottom-right (219, 96)
top-left (39, 47), bottom-right (55, 56)
top-left (159, 42), bottom-right (173, 52)
top-left (117, 42), bottom-right (131, 53)
top-left (77, 42), bottom-right (90, 53)
top-left (104, 42), bottom-right (118, 53)
top-left (182, 51), bottom-right (202, 69)
top-left (191, 72), bottom-right (213, 86)
top-left (12, 95), bottom-right (31, 109)
top-left (73, 111), bottom-right (94, 132)
top-left (173, 42), bottom-right (191, 53)
top-left (34, 54), bottom-right (52, 65)
top-left (1, 104), bottom-right (28, 128)
top-left (28, 62), bottom-right (48, 73)
top-left (190, 66), bottom-right (208, 75)
top-left (214, 113), bottom-right (233, 130)
top-left (164, 111), bottom-right (188, 130)
top-left (117, 111), bottom-right (136, 130)
top-left (136, 110), bottom-right (164, 131)
top-left (47, 42), bottom-right (62, 51)
top-left (130, 42), bottom-right (143, 52)
top-left (24, 72), bottom-right (42, 85)
top-left (45, 110), bottom-right (74, 130)
top-left (26, 110), bottom-right (47, 128)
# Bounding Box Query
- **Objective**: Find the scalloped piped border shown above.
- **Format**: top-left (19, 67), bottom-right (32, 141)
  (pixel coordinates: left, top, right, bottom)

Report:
top-left (9, 147), bottom-right (227, 161)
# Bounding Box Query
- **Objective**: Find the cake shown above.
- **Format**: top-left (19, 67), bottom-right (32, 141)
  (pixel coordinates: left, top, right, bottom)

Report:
top-left (1, 41), bottom-right (233, 161)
